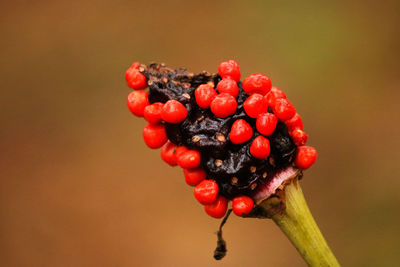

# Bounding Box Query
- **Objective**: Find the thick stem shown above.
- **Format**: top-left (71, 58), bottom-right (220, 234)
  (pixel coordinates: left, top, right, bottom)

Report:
top-left (262, 180), bottom-right (340, 266)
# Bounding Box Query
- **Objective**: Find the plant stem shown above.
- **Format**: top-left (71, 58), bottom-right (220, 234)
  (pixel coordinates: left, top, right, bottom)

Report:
top-left (261, 180), bottom-right (340, 266)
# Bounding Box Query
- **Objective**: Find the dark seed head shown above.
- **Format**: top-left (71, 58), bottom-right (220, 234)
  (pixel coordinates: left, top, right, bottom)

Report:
top-left (142, 63), bottom-right (297, 199)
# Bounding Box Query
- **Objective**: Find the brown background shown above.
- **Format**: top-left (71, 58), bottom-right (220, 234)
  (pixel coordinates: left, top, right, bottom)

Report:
top-left (1, 0), bottom-right (400, 266)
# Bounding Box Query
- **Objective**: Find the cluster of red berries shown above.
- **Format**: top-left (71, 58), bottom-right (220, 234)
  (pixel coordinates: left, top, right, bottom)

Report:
top-left (125, 60), bottom-right (317, 219)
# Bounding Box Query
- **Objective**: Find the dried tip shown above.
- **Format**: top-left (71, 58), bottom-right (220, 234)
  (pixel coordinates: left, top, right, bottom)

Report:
top-left (213, 209), bottom-right (232, 260)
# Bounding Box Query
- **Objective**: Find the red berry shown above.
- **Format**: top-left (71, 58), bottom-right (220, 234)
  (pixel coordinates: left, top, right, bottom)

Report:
top-left (243, 93), bottom-right (268, 118)
top-left (174, 146), bottom-right (188, 162)
top-left (294, 146), bottom-right (317, 170)
top-left (216, 78), bottom-right (239, 98)
top-left (291, 129), bottom-right (308, 146)
top-left (265, 86), bottom-right (287, 107)
top-left (218, 60), bottom-right (241, 82)
top-left (232, 196), bottom-right (254, 216)
top-left (285, 113), bottom-right (303, 131)
top-left (125, 63), bottom-right (147, 90)
top-left (229, 119), bottom-right (253, 144)
top-left (250, 136), bottom-right (271, 159)
top-left (194, 180), bottom-right (219, 204)
top-left (161, 100), bottom-right (188, 123)
top-left (129, 62), bottom-right (140, 69)
top-left (256, 113), bottom-right (277, 136)
top-left (127, 90), bottom-right (149, 117)
top-left (210, 93), bottom-right (237, 118)
top-left (242, 73), bottom-right (272, 95)
top-left (273, 98), bottom-right (296, 121)
top-left (142, 123), bottom-right (168, 149)
top-left (204, 195), bottom-right (228, 218)
top-left (177, 149), bottom-right (201, 169)
top-left (144, 102), bottom-right (164, 123)
top-left (184, 168), bottom-right (207, 186)
top-left (160, 141), bottom-right (178, 166)
top-left (195, 84), bottom-right (218, 109)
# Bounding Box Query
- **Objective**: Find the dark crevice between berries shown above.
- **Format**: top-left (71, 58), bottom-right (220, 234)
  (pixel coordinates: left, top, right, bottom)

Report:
top-left (141, 63), bottom-right (297, 200)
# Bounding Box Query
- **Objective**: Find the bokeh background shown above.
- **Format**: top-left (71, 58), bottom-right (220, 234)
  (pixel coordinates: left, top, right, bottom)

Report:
top-left (1, 0), bottom-right (400, 266)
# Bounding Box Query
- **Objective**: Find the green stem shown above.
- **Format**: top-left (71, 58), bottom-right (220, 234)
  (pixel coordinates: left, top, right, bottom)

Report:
top-left (262, 180), bottom-right (340, 266)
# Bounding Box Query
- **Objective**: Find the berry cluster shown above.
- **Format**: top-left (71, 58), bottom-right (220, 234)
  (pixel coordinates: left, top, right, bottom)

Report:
top-left (125, 60), bottom-right (317, 219)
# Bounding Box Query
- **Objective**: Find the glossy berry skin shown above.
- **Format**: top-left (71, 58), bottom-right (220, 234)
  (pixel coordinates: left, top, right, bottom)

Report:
top-left (142, 123), bottom-right (168, 149)
top-left (232, 196), bottom-right (254, 216)
top-left (204, 195), bottom-right (228, 218)
top-left (218, 60), bottom-right (241, 82)
top-left (229, 119), bottom-right (253, 144)
top-left (250, 135), bottom-right (271, 159)
top-left (243, 93), bottom-right (268, 118)
top-left (242, 73), bottom-right (272, 95)
top-left (256, 113), bottom-right (277, 136)
top-left (177, 149), bottom-right (201, 169)
top-left (194, 180), bottom-right (219, 205)
top-left (285, 113), bottom-right (303, 131)
top-left (161, 141), bottom-right (178, 166)
top-left (125, 63), bottom-right (147, 90)
top-left (184, 168), bottom-right (207, 186)
top-left (161, 100), bottom-right (188, 123)
top-left (144, 102), bottom-right (164, 123)
top-left (210, 93), bottom-right (237, 118)
top-left (216, 78), bottom-right (239, 98)
top-left (291, 129), bottom-right (308, 146)
top-left (265, 86), bottom-right (287, 107)
top-left (174, 146), bottom-right (188, 161)
top-left (195, 84), bottom-right (218, 109)
top-left (273, 98), bottom-right (296, 122)
top-left (127, 90), bottom-right (149, 117)
top-left (295, 146), bottom-right (317, 170)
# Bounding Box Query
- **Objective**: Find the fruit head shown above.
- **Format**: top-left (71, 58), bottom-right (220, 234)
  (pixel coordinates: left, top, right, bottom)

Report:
top-left (125, 61), bottom-right (317, 218)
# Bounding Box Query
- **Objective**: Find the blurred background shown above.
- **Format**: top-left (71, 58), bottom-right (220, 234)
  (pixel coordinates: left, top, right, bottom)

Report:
top-left (1, 0), bottom-right (400, 266)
